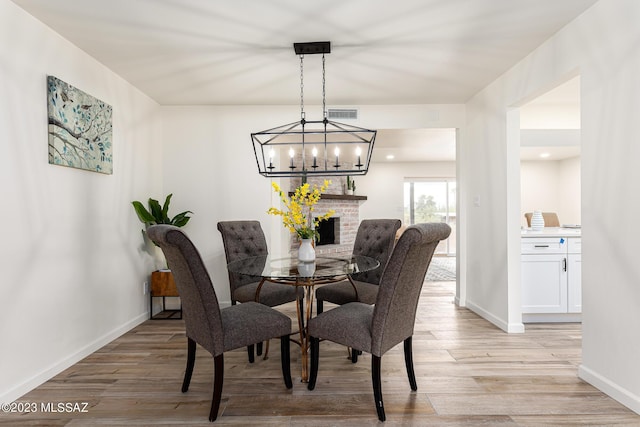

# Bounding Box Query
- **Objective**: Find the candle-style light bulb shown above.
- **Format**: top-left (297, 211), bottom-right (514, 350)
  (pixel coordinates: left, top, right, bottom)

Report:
top-left (355, 146), bottom-right (362, 168)
top-left (312, 147), bottom-right (318, 168)
top-left (334, 147), bottom-right (340, 168)
top-left (268, 148), bottom-right (275, 169)
top-left (289, 148), bottom-right (295, 169)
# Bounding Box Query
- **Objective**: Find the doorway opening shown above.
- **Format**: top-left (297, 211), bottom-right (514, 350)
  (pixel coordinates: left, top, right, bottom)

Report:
top-left (403, 179), bottom-right (456, 256)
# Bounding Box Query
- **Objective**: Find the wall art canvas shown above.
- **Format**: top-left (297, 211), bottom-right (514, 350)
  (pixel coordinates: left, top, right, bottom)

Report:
top-left (47, 76), bottom-right (113, 174)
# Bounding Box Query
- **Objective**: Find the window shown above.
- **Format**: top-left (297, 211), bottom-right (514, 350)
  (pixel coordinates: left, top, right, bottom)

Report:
top-left (404, 179), bottom-right (456, 255)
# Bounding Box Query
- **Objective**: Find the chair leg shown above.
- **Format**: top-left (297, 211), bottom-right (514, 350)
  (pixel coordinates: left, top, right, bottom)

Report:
top-left (182, 338), bottom-right (196, 393)
top-left (257, 341), bottom-right (263, 356)
top-left (307, 337), bottom-right (320, 390)
top-left (404, 336), bottom-right (418, 391)
top-left (280, 335), bottom-right (292, 389)
top-left (247, 344), bottom-right (255, 363)
top-left (317, 298), bottom-right (324, 315)
top-left (372, 355), bottom-right (386, 422)
top-left (209, 354), bottom-right (224, 422)
top-left (351, 348), bottom-right (359, 363)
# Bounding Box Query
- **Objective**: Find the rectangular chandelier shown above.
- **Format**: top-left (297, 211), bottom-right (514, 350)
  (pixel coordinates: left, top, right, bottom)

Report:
top-left (251, 41), bottom-right (376, 177)
top-left (251, 119), bottom-right (376, 177)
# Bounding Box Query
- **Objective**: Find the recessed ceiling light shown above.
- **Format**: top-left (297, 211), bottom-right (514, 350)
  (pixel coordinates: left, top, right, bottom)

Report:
top-left (539, 152), bottom-right (550, 158)
top-left (386, 155), bottom-right (395, 160)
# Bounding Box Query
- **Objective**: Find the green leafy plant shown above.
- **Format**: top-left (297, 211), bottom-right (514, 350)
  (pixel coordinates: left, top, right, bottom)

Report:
top-left (132, 194), bottom-right (193, 228)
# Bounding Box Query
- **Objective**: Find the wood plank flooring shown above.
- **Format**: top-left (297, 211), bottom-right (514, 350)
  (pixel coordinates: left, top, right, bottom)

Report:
top-left (3, 281), bottom-right (640, 426)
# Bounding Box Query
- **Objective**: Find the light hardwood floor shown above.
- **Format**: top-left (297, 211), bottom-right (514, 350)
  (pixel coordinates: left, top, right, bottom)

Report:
top-left (4, 281), bottom-right (640, 426)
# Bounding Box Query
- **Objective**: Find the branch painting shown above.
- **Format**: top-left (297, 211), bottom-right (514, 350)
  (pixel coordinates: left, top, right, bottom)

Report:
top-left (47, 76), bottom-right (113, 174)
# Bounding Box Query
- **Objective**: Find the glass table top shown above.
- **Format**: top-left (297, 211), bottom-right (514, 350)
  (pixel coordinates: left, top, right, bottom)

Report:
top-left (226, 255), bottom-right (380, 280)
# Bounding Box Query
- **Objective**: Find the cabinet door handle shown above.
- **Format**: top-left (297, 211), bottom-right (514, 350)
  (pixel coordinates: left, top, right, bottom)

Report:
top-left (563, 258), bottom-right (567, 272)
top-left (534, 245), bottom-right (549, 248)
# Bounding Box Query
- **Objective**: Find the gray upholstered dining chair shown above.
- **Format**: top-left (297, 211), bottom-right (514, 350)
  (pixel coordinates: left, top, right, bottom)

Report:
top-left (147, 225), bottom-right (292, 422)
top-left (315, 219), bottom-right (401, 362)
top-left (307, 223), bottom-right (451, 421)
top-left (315, 219), bottom-right (401, 315)
top-left (217, 220), bottom-right (300, 361)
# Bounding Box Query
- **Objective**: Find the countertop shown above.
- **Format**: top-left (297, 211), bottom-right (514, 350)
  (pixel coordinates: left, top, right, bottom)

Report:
top-left (521, 226), bottom-right (581, 238)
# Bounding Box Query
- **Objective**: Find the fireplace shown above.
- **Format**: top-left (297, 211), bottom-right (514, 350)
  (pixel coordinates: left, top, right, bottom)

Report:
top-left (316, 217), bottom-right (339, 246)
top-left (287, 177), bottom-right (364, 255)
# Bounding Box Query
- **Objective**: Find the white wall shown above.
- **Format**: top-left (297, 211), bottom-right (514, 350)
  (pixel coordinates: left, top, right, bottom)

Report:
top-left (161, 106), bottom-right (296, 305)
top-left (520, 157), bottom-right (581, 226)
top-left (463, 0), bottom-right (640, 413)
top-left (558, 156), bottom-right (581, 224)
top-left (359, 161), bottom-right (456, 222)
top-left (0, 0), bottom-right (162, 402)
top-left (160, 105), bottom-right (464, 306)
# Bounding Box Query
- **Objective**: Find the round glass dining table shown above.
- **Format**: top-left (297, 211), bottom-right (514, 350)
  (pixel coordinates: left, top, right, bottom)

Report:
top-left (227, 254), bottom-right (380, 382)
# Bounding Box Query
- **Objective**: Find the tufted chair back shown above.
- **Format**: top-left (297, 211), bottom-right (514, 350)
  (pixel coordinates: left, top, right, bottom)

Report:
top-left (147, 225), bottom-right (224, 356)
top-left (350, 219), bottom-right (402, 285)
top-left (217, 221), bottom-right (269, 296)
top-left (371, 222), bottom-right (451, 356)
top-left (307, 223), bottom-right (452, 421)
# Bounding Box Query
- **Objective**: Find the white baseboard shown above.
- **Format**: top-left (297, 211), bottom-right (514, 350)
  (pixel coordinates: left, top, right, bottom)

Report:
top-left (465, 300), bottom-right (525, 333)
top-left (523, 313), bottom-right (581, 323)
top-left (0, 312), bottom-right (149, 404)
top-left (579, 364), bottom-right (640, 415)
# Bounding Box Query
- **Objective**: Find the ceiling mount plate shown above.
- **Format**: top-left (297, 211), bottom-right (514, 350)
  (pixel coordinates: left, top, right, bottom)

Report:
top-left (293, 41), bottom-right (331, 55)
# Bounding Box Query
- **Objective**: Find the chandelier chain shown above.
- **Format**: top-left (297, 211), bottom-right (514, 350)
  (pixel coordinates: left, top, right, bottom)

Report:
top-left (322, 53), bottom-right (326, 119)
top-left (299, 54), bottom-right (305, 121)
top-left (250, 41), bottom-right (376, 177)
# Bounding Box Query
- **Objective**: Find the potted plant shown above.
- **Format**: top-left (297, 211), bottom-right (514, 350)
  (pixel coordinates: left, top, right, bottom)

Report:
top-left (346, 176), bottom-right (356, 195)
top-left (132, 193), bottom-right (193, 229)
top-left (132, 194), bottom-right (193, 319)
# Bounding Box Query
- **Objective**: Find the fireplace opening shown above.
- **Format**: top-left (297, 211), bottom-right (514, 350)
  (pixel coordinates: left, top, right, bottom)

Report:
top-left (316, 217), bottom-right (339, 246)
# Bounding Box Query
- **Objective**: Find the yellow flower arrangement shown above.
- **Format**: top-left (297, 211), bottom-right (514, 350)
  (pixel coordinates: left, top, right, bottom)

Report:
top-left (268, 179), bottom-right (335, 240)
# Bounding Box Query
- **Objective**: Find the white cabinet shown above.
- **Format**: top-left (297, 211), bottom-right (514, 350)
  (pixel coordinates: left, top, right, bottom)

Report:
top-left (567, 238), bottom-right (582, 313)
top-left (521, 253), bottom-right (567, 313)
top-left (521, 232), bottom-right (581, 322)
top-left (567, 254), bottom-right (581, 313)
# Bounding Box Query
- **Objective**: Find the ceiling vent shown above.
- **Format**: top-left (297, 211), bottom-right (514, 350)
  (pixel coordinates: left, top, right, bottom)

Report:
top-left (327, 108), bottom-right (358, 120)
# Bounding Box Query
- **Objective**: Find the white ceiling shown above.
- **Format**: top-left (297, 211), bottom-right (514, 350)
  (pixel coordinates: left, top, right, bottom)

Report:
top-left (519, 76), bottom-right (581, 161)
top-left (373, 128), bottom-right (457, 163)
top-left (12, 0), bottom-right (593, 161)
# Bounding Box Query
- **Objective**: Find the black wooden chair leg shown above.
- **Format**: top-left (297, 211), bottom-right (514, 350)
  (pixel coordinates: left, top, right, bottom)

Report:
top-left (307, 337), bottom-right (320, 390)
top-left (182, 338), bottom-right (196, 393)
top-left (404, 336), bottom-right (417, 391)
top-left (209, 355), bottom-right (224, 422)
top-left (280, 336), bottom-right (292, 389)
top-left (317, 299), bottom-right (324, 315)
top-left (247, 344), bottom-right (255, 363)
top-left (256, 341), bottom-right (263, 356)
top-left (351, 348), bottom-right (359, 363)
top-left (372, 355), bottom-right (386, 421)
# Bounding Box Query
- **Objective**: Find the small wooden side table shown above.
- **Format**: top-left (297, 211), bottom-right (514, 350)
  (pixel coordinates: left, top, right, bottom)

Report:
top-left (150, 270), bottom-right (182, 320)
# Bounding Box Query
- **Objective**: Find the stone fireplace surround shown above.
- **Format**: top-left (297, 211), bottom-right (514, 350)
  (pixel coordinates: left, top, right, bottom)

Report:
top-left (288, 176), bottom-right (366, 255)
